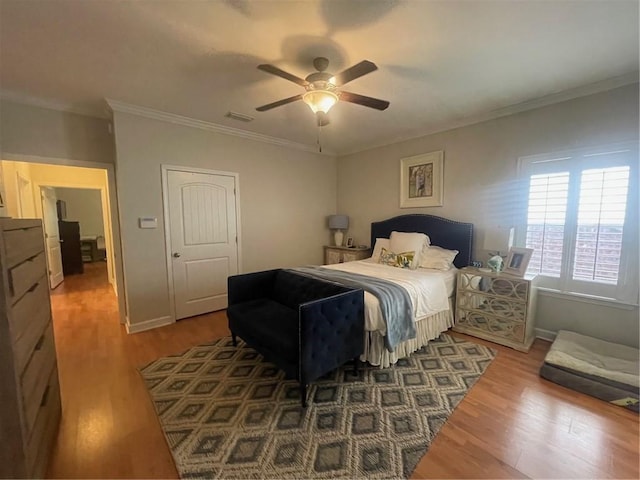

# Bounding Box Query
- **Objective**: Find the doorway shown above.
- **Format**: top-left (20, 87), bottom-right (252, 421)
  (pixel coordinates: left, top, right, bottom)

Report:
top-left (0, 158), bottom-right (125, 324)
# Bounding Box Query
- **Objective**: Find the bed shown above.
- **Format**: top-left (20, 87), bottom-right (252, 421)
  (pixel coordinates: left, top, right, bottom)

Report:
top-left (325, 214), bottom-right (473, 367)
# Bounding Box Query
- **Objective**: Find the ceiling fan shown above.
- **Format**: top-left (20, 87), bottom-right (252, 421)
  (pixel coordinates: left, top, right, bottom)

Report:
top-left (255, 57), bottom-right (390, 125)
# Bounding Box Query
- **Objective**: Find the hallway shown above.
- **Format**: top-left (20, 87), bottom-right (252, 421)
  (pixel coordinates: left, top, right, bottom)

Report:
top-left (47, 263), bottom-right (229, 478)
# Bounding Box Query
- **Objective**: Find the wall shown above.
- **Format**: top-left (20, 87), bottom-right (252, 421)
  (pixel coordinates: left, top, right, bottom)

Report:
top-left (337, 83), bottom-right (639, 347)
top-left (55, 188), bottom-right (105, 237)
top-left (112, 111), bottom-right (337, 328)
top-left (0, 100), bottom-right (114, 164)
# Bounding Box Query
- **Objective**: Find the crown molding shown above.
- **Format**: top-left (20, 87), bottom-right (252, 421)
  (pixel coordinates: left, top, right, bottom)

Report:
top-left (4, 71), bottom-right (635, 159)
top-left (0, 90), bottom-right (106, 118)
top-left (452, 71), bottom-right (639, 129)
top-left (105, 99), bottom-right (332, 156)
top-left (341, 72), bottom-right (639, 157)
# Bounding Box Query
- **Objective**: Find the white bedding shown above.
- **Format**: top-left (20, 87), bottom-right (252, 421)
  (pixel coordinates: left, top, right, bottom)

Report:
top-left (323, 260), bottom-right (454, 333)
top-left (441, 267), bottom-right (458, 297)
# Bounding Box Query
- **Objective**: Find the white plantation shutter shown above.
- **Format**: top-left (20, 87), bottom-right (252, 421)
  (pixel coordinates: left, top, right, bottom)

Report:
top-left (519, 144), bottom-right (638, 304)
top-left (526, 173), bottom-right (569, 277)
top-left (572, 167), bottom-right (629, 284)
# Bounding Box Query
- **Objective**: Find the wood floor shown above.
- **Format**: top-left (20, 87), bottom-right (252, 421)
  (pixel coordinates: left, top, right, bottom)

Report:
top-left (46, 262), bottom-right (639, 479)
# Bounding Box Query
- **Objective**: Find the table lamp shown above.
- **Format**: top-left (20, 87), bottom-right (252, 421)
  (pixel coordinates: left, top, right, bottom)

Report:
top-left (328, 215), bottom-right (349, 247)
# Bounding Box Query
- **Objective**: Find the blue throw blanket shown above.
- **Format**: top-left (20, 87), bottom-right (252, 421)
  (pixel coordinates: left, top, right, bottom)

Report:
top-left (290, 266), bottom-right (415, 352)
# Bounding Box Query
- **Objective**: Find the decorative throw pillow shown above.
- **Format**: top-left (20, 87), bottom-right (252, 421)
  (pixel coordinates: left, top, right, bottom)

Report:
top-left (378, 247), bottom-right (415, 269)
top-left (371, 238), bottom-right (390, 262)
top-left (420, 245), bottom-right (459, 270)
top-left (389, 231), bottom-right (430, 269)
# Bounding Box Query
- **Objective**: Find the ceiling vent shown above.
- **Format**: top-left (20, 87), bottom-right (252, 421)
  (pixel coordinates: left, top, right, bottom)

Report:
top-left (225, 111), bottom-right (254, 122)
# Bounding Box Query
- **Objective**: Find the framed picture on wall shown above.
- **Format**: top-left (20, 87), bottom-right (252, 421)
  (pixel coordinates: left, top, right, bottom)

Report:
top-left (503, 247), bottom-right (534, 277)
top-left (400, 150), bottom-right (444, 208)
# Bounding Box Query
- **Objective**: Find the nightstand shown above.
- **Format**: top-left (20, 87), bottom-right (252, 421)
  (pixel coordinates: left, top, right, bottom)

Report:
top-left (324, 245), bottom-right (371, 265)
top-left (454, 267), bottom-right (538, 352)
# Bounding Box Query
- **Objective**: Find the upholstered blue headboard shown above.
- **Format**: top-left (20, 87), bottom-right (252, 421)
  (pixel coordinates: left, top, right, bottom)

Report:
top-left (370, 214), bottom-right (474, 268)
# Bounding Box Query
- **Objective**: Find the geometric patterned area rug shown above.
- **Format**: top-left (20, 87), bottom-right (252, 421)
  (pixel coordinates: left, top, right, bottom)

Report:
top-left (139, 333), bottom-right (496, 479)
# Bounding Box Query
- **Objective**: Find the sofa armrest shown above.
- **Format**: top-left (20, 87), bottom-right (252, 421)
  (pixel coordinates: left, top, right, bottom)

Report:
top-left (298, 289), bottom-right (365, 384)
top-left (227, 269), bottom-right (279, 305)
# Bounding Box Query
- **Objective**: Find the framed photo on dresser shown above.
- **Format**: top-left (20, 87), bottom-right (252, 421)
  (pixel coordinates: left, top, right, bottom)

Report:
top-left (504, 247), bottom-right (533, 277)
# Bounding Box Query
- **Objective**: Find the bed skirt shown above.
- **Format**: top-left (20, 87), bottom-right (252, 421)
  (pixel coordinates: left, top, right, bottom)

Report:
top-left (362, 300), bottom-right (455, 368)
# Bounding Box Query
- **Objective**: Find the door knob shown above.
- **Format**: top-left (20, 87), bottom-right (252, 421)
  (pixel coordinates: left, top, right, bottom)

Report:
top-left (173, 252), bottom-right (181, 258)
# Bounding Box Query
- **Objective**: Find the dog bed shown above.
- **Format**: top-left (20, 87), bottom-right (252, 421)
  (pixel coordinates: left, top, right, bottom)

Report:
top-left (540, 330), bottom-right (639, 412)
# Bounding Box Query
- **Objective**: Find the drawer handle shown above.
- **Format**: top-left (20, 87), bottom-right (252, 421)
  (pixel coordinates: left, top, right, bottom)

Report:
top-left (27, 283), bottom-right (38, 293)
top-left (34, 333), bottom-right (46, 351)
top-left (40, 385), bottom-right (50, 407)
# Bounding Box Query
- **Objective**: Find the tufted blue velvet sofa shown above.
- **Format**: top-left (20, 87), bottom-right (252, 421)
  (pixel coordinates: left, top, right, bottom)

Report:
top-left (227, 269), bottom-right (364, 407)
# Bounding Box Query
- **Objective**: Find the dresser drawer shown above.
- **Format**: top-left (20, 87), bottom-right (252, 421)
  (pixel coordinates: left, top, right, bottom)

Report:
top-left (11, 277), bottom-right (52, 374)
top-left (456, 309), bottom-right (526, 343)
top-left (21, 322), bottom-right (56, 435)
top-left (3, 227), bottom-right (45, 269)
top-left (9, 251), bottom-right (47, 303)
top-left (26, 367), bottom-right (61, 478)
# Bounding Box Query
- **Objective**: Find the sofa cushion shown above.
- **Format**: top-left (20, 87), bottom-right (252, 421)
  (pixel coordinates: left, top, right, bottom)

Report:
top-left (227, 298), bottom-right (299, 363)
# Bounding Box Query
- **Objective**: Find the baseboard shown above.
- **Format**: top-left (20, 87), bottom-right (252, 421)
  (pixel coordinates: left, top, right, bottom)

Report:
top-left (535, 328), bottom-right (557, 343)
top-left (126, 315), bottom-right (174, 334)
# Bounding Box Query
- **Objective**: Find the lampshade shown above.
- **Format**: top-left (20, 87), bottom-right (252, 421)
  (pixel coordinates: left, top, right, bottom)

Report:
top-left (483, 226), bottom-right (514, 254)
top-left (328, 214), bottom-right (349, 230)
top-left (303, 90), bottom-right (338, 114)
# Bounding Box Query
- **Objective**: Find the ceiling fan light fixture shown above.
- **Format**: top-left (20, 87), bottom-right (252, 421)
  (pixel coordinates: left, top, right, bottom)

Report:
top-left (302, 90), bottom-right (338, 114)
top-left (255, 57), bottom-right (389, 116)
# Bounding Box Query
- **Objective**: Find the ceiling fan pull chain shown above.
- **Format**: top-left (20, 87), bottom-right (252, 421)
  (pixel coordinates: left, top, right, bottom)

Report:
top-left (317, 121), bottom-right (322, 153)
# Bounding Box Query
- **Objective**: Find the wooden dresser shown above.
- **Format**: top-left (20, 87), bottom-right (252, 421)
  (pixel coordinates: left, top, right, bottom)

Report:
top-left (0, 219), bottom-right (61, 478)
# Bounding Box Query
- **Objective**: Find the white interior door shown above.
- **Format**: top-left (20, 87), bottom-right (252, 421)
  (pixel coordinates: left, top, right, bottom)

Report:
top-left (41, 187), bottom-right (64, 288)
top-left (16, 172), bottom-right (35, 217)
top-left (167, 169), bottom-right (239, 320)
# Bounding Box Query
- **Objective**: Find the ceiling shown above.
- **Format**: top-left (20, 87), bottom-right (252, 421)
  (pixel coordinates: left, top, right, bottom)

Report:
top-left (1, 0), bottom-right (638, 155)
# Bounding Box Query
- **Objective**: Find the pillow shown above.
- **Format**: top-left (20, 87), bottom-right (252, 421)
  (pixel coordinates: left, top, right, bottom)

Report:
top-left (389, 231), bottom-right (430, 270)
top-left (378, 247), bottom-right (415, 269)
top-left (371, 238), bottom-right (390, 262)
top-left (420, 245), bottom-right (459, 270)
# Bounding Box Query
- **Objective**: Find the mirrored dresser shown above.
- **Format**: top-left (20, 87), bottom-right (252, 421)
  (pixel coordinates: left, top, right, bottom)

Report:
top-left (324, 245), bottom-right (371, 265)
top-left (454, 267), bottom-right (538, 352)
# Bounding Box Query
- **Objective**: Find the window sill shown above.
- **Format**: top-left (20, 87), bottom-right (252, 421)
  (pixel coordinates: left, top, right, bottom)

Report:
top-left (537, 287), bottom-right (639, 310)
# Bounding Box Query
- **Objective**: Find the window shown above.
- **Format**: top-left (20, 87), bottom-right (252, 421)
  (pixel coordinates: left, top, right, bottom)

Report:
top-left (573, 166), bottom-right (629, 284)
top-left (526, 172), bottom-right (569, 277)
top-left (519, 144), bottom-right (638, 304)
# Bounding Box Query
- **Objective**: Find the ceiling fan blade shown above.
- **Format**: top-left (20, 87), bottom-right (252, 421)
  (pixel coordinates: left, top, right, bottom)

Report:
top-left (256, 94), bottom-right (303, 112)
top-left (257, 64), bottom-right (309, 86)
top-left (339, 91), bottom-right (389, 110)
top-left (332, 60), bottom-right (378, 86)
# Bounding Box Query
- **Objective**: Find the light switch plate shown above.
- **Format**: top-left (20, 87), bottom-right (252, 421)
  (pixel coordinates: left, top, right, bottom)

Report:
top-left (139, 217), bottom-right (157, 229)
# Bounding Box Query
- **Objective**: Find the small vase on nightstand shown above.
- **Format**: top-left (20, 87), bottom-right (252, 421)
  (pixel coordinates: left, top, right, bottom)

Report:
top-left (487, 254), bottom-right (504, 273)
